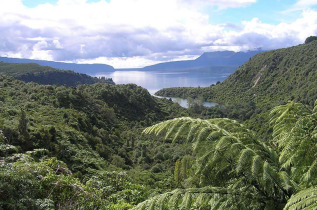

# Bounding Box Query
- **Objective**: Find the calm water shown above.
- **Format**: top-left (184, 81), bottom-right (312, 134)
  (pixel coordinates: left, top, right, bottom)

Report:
top-left (95, 69), bottom-right (231, 108)
top-left (155, 96), bottom-right (218, 108)
top-left (95, 69), bottom-right (230, 94)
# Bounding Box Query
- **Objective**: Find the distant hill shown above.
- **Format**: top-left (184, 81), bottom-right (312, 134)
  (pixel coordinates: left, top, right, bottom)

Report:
top-left (0, 57), bottom-right (114, 74)
top-left (0, 62), bottom-right (114, 86)
top-left (1, 50), bottom-right (262, 75)
top-left (142, 50), bottom-right (262, 71)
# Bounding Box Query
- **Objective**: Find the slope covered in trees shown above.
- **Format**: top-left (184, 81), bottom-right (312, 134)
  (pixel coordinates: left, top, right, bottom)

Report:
top-left (0, 73), bottom-right (193, 208)
top-left (156, 40), bottom-right (317, 118)
top-left (0, 62), bottom-right (114, 86)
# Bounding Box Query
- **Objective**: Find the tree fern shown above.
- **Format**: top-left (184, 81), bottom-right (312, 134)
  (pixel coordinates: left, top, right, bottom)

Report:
top-left (135, 100), bottom-right (317, 209)
top-left (270, 101), bottom-right (317, 185)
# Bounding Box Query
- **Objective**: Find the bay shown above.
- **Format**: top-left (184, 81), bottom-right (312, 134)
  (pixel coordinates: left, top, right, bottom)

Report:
top-left (94, 68), bottom-right (232, 108)
top-left (95, 68), bottom-right (232, 95)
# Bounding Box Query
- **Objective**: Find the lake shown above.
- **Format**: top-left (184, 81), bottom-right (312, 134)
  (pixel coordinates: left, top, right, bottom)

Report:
top-left (95, 68), bottom-right (232, 95)
top-left (94, 68), bottom-right (232, 108)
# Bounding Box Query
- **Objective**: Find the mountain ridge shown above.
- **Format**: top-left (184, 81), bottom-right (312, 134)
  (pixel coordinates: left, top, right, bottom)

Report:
top-left (0, 50), bottom-right (263, 74)
top-left (142, 50), bottom-right (262, 71)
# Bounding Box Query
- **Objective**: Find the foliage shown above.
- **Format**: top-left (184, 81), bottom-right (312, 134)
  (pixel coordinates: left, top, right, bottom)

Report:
top-left (305, 36), bottom-right (317, 44)
top-left (0, 147), bottom-right (148, 209)
top-left (134, 100), bottom-right (317, 209)
top-left (0, 73), bottom-right (190, 208)
top-left (0, 74), bottom-right (187, 173)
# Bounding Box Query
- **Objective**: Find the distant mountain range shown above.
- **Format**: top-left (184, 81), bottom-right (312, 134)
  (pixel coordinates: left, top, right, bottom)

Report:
top-left (0, 50), bottom-right (263, 74)
top-left (0, 57), bottom-right (115, 74)
top-left (142, 50), bottom-right (263, 71)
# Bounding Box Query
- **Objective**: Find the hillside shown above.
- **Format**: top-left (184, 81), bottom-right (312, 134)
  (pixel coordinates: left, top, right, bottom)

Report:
top-left (0, 73), bottom-right (191, 208)
top-left (0, 62), bottom-right (114, 86)
top-left (0, 57), bottom-right (114, 74)
top-left (157, 41), bottom-right (317, 115)
top-left (213, 41), bottom-right (317, 108)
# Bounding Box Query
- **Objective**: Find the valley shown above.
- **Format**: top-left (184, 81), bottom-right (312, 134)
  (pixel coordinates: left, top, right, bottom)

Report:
top-left (0, 40), bottom-right (317, 209)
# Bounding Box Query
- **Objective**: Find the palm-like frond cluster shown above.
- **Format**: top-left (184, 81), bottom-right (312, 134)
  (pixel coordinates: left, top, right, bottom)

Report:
top-left (134, 100), bottom-right (317, 209)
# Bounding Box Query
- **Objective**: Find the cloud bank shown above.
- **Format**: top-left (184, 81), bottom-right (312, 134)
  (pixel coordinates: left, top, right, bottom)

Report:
top-left (0, 0), bottom-right (316, 68)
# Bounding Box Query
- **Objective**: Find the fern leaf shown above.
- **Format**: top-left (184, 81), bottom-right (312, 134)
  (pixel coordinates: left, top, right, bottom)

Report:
top-left (236, 148), bottom-right (255, 173)
top-left (178, 192), bottom-right (193, 210)
top-left (301, 159), bottom-right (317, 185)
top-left (284, 187), bottom-right (317, 210)
top-left (251, 155), bottom-right (263, 179)
top-left (167, 189), bottom-right (183, 210)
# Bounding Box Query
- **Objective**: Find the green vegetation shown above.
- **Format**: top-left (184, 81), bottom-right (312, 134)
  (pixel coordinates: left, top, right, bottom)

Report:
top-left (156, 40), bottom-right (317, 119)
top-left (134, 100), bottom-right (317, 209)
top-left (0, 72), bottom-right (190, 209)
top-left (0, 62), bottom-right (114, 86)
top-left (305, 36), bottom-right (317, 44)
top-left (1, 40), bottom-right (317, 209)
top-left (156, 40), bottom-right (317, 140)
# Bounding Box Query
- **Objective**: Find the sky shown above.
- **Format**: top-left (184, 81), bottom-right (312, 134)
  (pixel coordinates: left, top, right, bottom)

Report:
top-left (0, 0), bottom-right (317, 68)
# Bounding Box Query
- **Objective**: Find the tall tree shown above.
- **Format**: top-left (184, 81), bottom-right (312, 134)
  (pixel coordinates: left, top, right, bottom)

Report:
top-left (18, 108), bottom-right (29, 142)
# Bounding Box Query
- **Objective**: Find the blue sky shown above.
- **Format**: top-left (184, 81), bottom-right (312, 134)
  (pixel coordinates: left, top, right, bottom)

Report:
top-left (208, 0), bottom-right (298, 25)
top-left (1, 0), bottom-right (317, 68)
top-left (22, 0), bottom-right (109, 7)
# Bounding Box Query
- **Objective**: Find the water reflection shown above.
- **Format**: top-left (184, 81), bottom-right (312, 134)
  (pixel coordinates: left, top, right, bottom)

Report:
top-left (156, 96), bottom-right (217, 108)
top-left (96, 70), bottom-right (226, 95)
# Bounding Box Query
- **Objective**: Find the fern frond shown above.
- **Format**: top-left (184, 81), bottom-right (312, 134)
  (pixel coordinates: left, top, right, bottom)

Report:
top-left (278, 171), bottom-right (293, 193)
top-left (165, 118), bottom-right (186, 140)
top-left (167, 189), bottom-right (183, 209)
top-left (178, 192), bottom-right (193, 210)
top-left (172, 120), bottom-right (191, 143)
top-left (236, 148), bottom-right (255, 173)
top-left (284, 187), bottom-right (317, 210)
top-left (251, 155), bottom-right (263, 179)
top-left (301, 159), bottom-right (317, 185)
top-left (132, 187), bottom-right (239, 210)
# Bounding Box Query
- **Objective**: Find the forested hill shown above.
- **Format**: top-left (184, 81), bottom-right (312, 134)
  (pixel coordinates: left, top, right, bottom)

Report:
top-left (212, 40), bottom-right (317, 108)
top-left (0, 62), bottom-right (114, 86)
top-left (157, 40), bottom-right (317, 114)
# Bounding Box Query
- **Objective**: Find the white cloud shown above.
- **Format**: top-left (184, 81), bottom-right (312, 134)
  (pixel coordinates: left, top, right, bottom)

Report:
top-left (77, 56), bottom-right (159, 68)
top-left (295, 0), bottom-right (317, 8)
top-left (220, 9), bottom-right (317, 50)
top-left (179, 0), bottom-right (256, 9)
top-left (283, 0), bottom-right (317, 12)
top-left (0, 0), bottom-right (316, 68)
